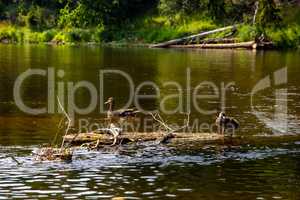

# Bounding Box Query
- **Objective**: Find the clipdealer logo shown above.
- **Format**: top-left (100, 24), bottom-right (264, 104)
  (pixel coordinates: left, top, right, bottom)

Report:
top-left (251, 67), bottom-right (288, 133)
top-left (13, 68), bottom-right (234, 126)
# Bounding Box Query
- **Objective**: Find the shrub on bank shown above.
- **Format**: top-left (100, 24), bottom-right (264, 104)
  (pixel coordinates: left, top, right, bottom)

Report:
top-left (52, 28), bottom-right (94, 43)
top-left (236, 25), bottom-right (258, 42)
top-left (177, 19), bottom-right (217, 35)
top-left (67, 28), bottom-right (92, 42)
top-left (24, 29), bottom-right (57, 43)
top-left (0, 26), bottom-right (23, 43)
top-left (52, 31), bottom-right (69, 44)
top-left (91, 26), bottom-right (104, 43)
top-left (135, 16), bottom-right (217, 43)
top-left (265, 25), bottom-right (300, 48)
top-left (40, 30), bottom-right (57, 42)
top-left (26, 31), bottom-right (41, 43)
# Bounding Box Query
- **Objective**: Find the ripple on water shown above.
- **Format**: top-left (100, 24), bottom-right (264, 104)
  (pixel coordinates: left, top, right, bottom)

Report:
top-left (176, 188), bottom-right (193, 192)
top-left (142, 192), bottom-right (155, 196)
top-left (124, 191), bottom-right (136, 194)
top-left (0, 183), bottom-right (24, 187)
top-left (24, 189), bottom-right (65, 194)
top-left (63, 195), bottom-right (77, 199)
top-left (11, 195), bottom-right (29, 199)
top-left (70, 187), bottom-right (90, 191)
top-left (25, 179), bottom-right (45, 183)
top-left (13, 186), bottom-right (31, 190)
top-left (67, 178), bottom-right (90, 182)
top-left (0, 142), bottom-right (298, 199)
top-left (165, 194), bottom-right (177, 198)
top-left (75, 191), bottom-right (97, 196)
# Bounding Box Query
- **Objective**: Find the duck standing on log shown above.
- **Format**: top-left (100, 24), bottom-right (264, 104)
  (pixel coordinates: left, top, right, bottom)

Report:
top-left (215, 112), bottom-right (239, 135)
top-left (104, 97), bottom-right (140, 121)
top-left (102, 97), bottom-right (139, 145)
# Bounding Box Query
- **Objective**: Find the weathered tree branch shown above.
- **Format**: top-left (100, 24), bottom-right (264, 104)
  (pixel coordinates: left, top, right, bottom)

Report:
top-left (150, 25), bottom-right (238, 48)
top-left (57, 96), bottom-right (72, 152)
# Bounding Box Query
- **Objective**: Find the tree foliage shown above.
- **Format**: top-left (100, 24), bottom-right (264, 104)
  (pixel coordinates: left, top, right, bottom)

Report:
top-left (26, 5), bottom-right (44, 29)
top-left (0, 0), bottom-right (293, 30)
top-left (256, 0), bottom-right (282, 27)
top-left (159, 0), bottom-right (202, 16)
top-left (58, 2), bottom-right (90, 28)
top-left (207, 0), bottom-right (225, 20)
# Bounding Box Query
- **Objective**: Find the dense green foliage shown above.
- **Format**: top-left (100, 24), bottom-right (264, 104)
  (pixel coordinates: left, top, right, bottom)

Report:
top-left (256, 0), bottom-right (282, 27)
top-left (0, 0), bottom-right (300, 48)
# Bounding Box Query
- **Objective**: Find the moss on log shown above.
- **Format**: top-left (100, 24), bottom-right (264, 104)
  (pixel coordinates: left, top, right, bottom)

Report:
top-left (64, 132), bottom-right (224, 146)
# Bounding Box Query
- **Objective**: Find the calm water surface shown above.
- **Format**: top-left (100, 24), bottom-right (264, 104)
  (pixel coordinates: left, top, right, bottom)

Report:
top-left (0, 44), bottom-right (300, 199)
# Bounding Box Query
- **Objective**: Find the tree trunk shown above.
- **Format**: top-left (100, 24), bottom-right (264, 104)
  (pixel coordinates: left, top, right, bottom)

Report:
top-left (198, 38), bottom-right (236, 44)
top-left (149, 25), bottom-right (238, 48)
top-left (169, 41), bottom-right (257, 49)
top-left (253, 1), bottom-right (259, 25)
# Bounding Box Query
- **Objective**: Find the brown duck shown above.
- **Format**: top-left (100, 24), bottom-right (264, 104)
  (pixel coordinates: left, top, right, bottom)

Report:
top-left (104, 97), bottom-right (140, 119)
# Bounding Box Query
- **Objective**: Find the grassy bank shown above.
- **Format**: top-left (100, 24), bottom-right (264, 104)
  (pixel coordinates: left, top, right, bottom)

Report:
top-left (1, 23), bottom-right (300, 49)
top-left (1, 16), bottom-right (300, 48)
top-left (236, 24), bottom-right (300, 48)
top-left (1, 1), bottom-right (300, 49)
top-left (0, 23), bottom-right (103, 45)
top-left (0, 15), bottom-right (218, 45)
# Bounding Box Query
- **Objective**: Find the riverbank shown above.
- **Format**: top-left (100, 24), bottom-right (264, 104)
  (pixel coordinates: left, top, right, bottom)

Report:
top-left (1, 1), bottom-right (300, 49)
top-left (0, 16), bottom-right (218, 45)
top-left (1, 21), bottom-right (300, 49)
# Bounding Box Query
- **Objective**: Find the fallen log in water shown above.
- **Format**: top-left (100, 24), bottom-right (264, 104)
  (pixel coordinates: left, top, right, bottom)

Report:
top-left (169, 41), bottom-right (257, 49)
top-left (149, 25), bottom-right (237, 48)
top-left (64, 132), bottom-right (224, 146)
top-left (198, 38), bottom-right (236, 44)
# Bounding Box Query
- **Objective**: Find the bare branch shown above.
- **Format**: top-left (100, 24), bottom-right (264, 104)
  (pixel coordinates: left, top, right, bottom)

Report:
top-left (149, 112), bottom-right (190, 135)
top-left (170, 112), bottom-right (190, 133)
top-left (149, 112), bottom-right (174, 132)
top-left (57, 96), bottom-right (71, 152)
top-left (10, 156), bottom-right (21, 165)
top-left (51, 116), bottom-right (65, 146)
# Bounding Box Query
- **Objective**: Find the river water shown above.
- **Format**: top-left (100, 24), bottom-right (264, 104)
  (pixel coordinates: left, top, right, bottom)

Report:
top-left (0, 44), bottom-right (299, 199)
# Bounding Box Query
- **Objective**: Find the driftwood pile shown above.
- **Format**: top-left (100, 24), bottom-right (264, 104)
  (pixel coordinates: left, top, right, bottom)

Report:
top-left (34, 96), bottom-right (224, 161)
top-left (33, 97), bottom-right (74, 161)
top-left (33, 147), bottom-right (73, 161)
top-left (35, 99), bottom-right (223, 161)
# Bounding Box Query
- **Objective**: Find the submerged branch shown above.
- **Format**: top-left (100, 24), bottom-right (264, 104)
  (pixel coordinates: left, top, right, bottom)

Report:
top-left (9, 156), bottom-right (21, 165)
